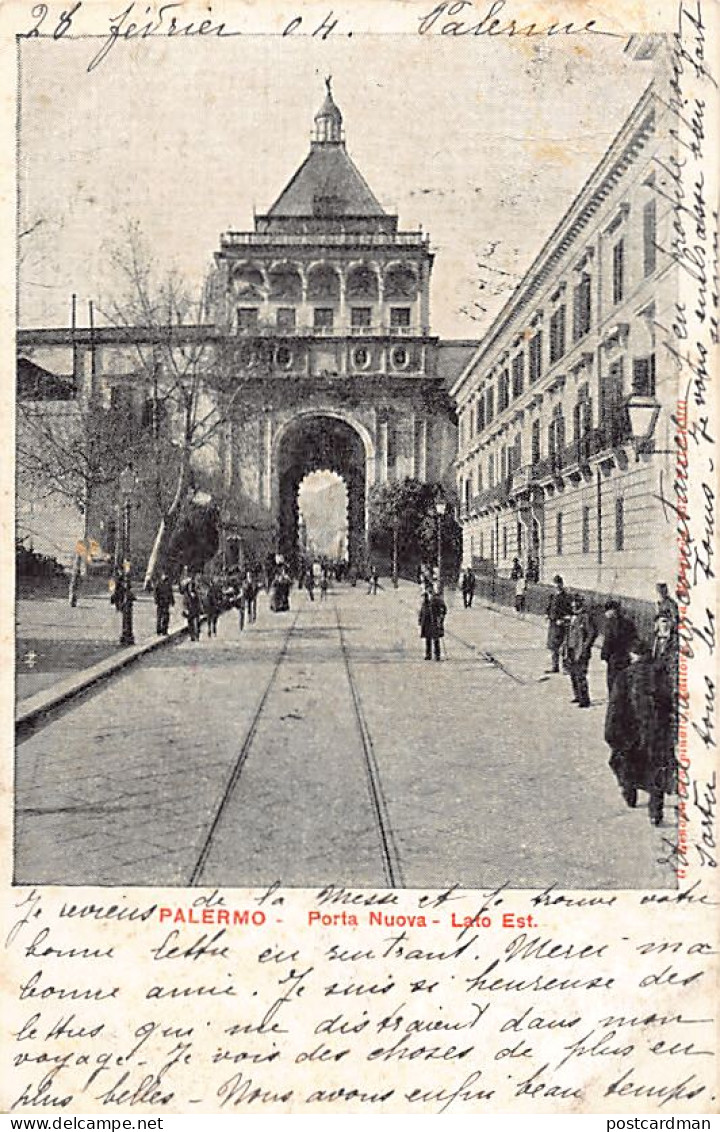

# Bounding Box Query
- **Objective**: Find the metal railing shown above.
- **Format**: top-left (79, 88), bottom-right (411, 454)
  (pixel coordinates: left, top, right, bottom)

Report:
top-left (221, 231), bottom-right (429, 248)
top-left (235, 323), bottom-right (424, 338)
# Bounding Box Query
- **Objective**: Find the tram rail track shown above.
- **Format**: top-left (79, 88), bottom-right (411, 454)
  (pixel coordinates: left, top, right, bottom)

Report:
top-left (334, 601), bottom-right (404, 888)
top-left (189, 610), bottom-right (299, 886)
top-left (188, 597), bottom-right (403, 888)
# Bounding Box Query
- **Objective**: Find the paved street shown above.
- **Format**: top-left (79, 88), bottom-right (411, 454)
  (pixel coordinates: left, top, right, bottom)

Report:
top-left (15, 583), bottom-right (675, 889)
top-left (16, 594), bottom-right (161, 701)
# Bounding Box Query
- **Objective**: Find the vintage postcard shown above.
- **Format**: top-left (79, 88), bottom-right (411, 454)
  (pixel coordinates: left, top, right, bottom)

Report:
top-left (2, 0), bottom-right (718, 1116)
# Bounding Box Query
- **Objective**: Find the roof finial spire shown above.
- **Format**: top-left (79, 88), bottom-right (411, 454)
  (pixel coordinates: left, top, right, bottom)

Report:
top-left (314, 77), bottom-right (343, 144)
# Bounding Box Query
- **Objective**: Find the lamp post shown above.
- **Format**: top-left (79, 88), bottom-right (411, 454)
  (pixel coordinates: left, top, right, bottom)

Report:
top-left (118, 466), bottom-right (136, 646)
top-left (435, 497), bottom-right (447, 586)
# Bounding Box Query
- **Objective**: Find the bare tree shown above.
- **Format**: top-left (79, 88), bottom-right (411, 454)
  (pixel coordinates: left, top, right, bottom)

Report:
top-left (101, 223), bottom-right (259, 587)
top-left (17, 396), bottom-right (140, 592)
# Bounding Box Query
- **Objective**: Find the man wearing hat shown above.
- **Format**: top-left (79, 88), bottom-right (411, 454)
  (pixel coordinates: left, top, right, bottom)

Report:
top-left (565, 594), bottom-right (597, 707)
top-left (601, 599), bottom-right (637, 693)
top-left (545, 574), bottom-right (572, 673)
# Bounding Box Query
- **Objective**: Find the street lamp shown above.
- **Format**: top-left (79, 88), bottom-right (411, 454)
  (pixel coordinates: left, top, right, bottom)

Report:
top-left (435, 497), bottom-right (447, 585)
top-left (626, 394), bottom-right (661, 458)
top-left (118, 465), bottom-right (136, 646)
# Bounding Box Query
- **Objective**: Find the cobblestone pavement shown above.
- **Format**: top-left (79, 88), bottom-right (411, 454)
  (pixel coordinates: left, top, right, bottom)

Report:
top-left (15, 584), bottom-right (676, 889)
top-left (16, 594), bottom-right (161, 701)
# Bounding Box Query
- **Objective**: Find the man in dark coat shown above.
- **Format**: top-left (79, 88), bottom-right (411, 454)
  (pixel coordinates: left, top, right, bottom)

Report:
top-left (242, 571), bottom-right (257, 623)
top-left (600, 599), bottom-right (637, 693)
top-left (183, 581), bottom-right (202, 641)
top-left (604, 641), bottom-right (676, 825)
top-left (565, 595), bottom-right (597, 707)
top-left (205, 577), bottom-right (222, 637)
top-left (119, 578), bottom-right (136, 646)
top-left (154, 572), bottom-right (174, 635)
top-left (655, 582), bottom-right (679, 629)
top-left (545, 575), bottom-right (572, 673)
top-left (419, 585), bottom-right (447, 661)
top-left (460, 567), bottom-right (476, 609)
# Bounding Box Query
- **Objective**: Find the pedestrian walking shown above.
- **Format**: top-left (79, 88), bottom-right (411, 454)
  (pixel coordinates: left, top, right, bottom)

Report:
top-left (367, 566), bottom-right (381, 595)
top-left (419, 583), bottom-right (447, 661)
top-left (183, 580), bottom-right (202, 641)
top-left (305, 571), bottom-right (315, 602)
top-left (604, 639), bottom-right (677, 824)
top-left (110, 567), bottom-right (125, 614)
top-left (512, 562), bottom-right (526, 615)
top-left (460, 566), bottom-right (476, 609)
top-left (68, 555), bottom-right (81, 607)
top-left (119, 578), bottom-right (136, 646)
top-left (205, 577), bottom-right (222, 637)
top-left (319, 572), bottom-right (329, 601)
top-left (545, 574), bottom-right (572, 673)
top-left (510, 556), bottom-right (523, 581)
top-left (234, 584), bottom-right (246, 632)
top-left (243, 571), bottom-right (257, 623)
top-left (271, 566), bottom-right (291, 613)
top-left (154, 572), bottom-right (174, 635)
top-left (600, 599), bottom-right (637, 693)
top-left (565, 594), bottom-right (596, 707)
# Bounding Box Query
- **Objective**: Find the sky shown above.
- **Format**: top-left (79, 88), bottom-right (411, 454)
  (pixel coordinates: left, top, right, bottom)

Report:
top-left (18, 33), bottom-right (654, 339)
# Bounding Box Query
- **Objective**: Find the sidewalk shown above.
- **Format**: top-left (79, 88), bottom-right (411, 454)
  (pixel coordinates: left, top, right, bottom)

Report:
top-left (397, 579), bottom-right (606, 689)
top-left (16, 592), bottom-right (171, 702)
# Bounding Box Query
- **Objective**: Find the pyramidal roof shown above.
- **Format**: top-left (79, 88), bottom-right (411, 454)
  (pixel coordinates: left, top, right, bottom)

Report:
top-left (267, 145), bottom-right (387, 219)
top-left (264, 80), bottom-right (388, 221)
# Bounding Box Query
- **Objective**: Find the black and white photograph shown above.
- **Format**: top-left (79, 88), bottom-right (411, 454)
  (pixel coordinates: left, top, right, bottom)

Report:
top-left (14, 26), bottom-right (687, 894)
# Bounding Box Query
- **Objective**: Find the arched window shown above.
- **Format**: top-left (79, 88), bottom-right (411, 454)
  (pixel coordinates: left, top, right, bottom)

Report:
top-left (307, 264), bottom-right (340, 302)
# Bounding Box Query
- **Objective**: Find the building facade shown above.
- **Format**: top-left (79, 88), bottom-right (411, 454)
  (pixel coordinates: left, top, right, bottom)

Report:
top-left (17, 82), bottom-right (472, 572)
top-left (208, 79), bottom-right (463, 566)
top-left (452, 78), bottom-right (678, 601)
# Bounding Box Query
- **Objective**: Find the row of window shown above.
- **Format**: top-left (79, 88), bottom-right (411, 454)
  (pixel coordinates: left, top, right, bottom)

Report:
top-left (473, 498), bottom-right (626, 563)
top-left (464, 351), bottom-right (656, 457)
top-left (236, 305), bottom-right (413, 333)
top-left (465, 200), bottom-right (658, 443)
top-left (463, 354), bottom-right (656, 496)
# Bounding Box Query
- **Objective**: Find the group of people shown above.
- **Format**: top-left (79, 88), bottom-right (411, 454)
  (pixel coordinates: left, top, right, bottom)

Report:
top-left (149, 567), bottom-right (263, 641)
top-left (544, 574), bottom-right (679, 825)
top-left (298, 561), bottom-right (332, 602)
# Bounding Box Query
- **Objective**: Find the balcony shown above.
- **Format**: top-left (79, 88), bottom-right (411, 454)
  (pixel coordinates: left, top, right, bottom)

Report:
top-left (235, 322), bottom-right (424, 338)
top-left (471, 477), bottom-right (513, 513)
top-left (527, 417), bottom-right (633, 487)
top-left (221, 231), bottom-right (430, 249)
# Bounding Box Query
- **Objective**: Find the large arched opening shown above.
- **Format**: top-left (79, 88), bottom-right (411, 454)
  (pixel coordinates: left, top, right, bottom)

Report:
top-left (275, 414), bottom-right (368, 570)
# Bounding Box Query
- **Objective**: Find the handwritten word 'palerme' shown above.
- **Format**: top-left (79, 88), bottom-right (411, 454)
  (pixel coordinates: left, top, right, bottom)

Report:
top-left (158, 907), bottom-right (266, 926)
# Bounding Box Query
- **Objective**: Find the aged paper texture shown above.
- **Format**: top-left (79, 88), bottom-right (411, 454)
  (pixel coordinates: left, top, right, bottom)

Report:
top-left (1, 0), bottom-right (718, 1115)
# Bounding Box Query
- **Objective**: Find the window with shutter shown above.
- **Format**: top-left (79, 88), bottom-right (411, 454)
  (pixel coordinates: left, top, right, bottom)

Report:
top-left (512, 354), bottom-right (524, 397)
top-left (573, 275), bottom-right (591, 340)
top-left (615, 497), bottom-right (625, 551)
top-left (556, 512), bottom-right (563, 556)
top-left (582, 505), bottom-right (591, 554)
top-left (550, 305), bottom-right (566, 363)
top-left (612, 239), bottom-right (625, 305)
top-left (529, 332), bottom-right (543, 383)
top-left (532, 419), bottom-right (541, 464)
top-left (632, 355), bottom-right (656, 396)
top-left (643, 199), bottom-right (657, 276)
